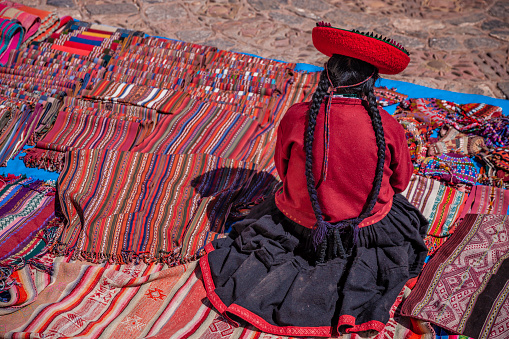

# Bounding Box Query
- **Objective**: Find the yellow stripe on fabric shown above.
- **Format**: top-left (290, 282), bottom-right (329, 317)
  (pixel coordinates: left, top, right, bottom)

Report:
top-left (82, 31), bottom-right (111, 38)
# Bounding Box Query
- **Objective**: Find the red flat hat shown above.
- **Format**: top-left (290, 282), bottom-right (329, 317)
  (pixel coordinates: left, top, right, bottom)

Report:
top-left (312, 22), bottom-right (410, 75)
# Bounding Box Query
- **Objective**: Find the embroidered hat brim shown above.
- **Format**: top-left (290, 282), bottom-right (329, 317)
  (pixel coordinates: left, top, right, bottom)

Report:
top-left (312, 25), bottom-right (410, 75)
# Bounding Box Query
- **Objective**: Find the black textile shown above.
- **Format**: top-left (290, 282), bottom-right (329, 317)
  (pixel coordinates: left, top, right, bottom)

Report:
top-left (203, 193), bottom-right (428, 333)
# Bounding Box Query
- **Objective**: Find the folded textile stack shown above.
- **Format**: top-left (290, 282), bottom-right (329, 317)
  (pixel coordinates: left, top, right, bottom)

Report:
top-left (0, 1), bottom-right (60, 47)
top-left (0, 2), bottom-right (38, 44)
top-left (0, 18), bottom-right (23, 66)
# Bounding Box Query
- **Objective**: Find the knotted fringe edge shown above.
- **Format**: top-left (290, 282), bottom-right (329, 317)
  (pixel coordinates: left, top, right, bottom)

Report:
top-left (0, 222), bottom-right (62, 292)
top-left (21, 148), bottom-right (65, 173)
top-left (49, 241), bottom-right (206, 267)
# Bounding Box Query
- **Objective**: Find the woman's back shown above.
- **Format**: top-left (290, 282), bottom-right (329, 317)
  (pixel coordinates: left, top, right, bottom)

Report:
top-left (275, 96), bottom-right (413, 229)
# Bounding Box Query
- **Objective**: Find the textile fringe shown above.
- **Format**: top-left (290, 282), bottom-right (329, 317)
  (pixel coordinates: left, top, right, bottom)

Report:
top-left (21, 148), bottom-right (65, 172)
top-left (49, 242), bottom-right (205, 267)
top-left (0, 222), bottom-right (62, 292)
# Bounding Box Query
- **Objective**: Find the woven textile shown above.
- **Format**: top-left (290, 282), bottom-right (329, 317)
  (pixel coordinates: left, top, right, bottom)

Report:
top-left (476, 147), bottom-right (509, 188)
top-left (491, 147), bottom-right (509, 174)
top-left (0, 175), bottom-right (56, 261)
top-left (395, 98), bottom-right (503, 132)
top-left (0, 4), bottom-right (39, 42)
top-left (0, 253), bottom-right (54, 315)
top-left (373, 86), bottom-right (408, 107)
top-left (459, 185), bottom-right (509, 219)
top-left (82, 80), bottom-right (195, 115)
top-left (0, 259), bottom-right (435, 339)
top-left (397, 116), bottom-right (433, 166)
top-left (418, 153), bottom-right (478, 186)
top-left (401, 174), bottom-right (468, 255)
top-left (402, 174), bottom-right (468, 237)
top-left (62, 97), bottom-right (161, 123)
top-left (53, 149), bottom-right (277, 265)
top-left (0, 102), bottom-right (46, 166)
top-left (0, 1), bottom-right (59, 47)
top-left (401, 214), bottom-right (509, 339)
top-left (0, 19), bottom-right (23, 66)
top-left (22, 109), bottom-right (146, 172)
top-left (131, 100), bottom-right (262, 161)
top-left (0, 175), bottom-right (61, 293)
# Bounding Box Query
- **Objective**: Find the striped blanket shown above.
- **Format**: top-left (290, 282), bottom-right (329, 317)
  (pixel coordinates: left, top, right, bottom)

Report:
top-left (0, 19), bottom-right (24, 66)
top-left (53, 149), bottom-right (276, 265)
top-left (82, 80), bottom-right (195, 116)
top-left (0, 259), bottom-right (435, 338)
top-left (22, 109), bottom-right (146, 172)
top-left (0, 4), bottom-right (38, 43)
top-left (0, 102), bottom-right (46, 166)
top-left (131, 100), bottom-right (263, 160)
top-left (0, 254), bottom-right (54, 316)
top-left (0, 175), bottom-right (61, 293)
top-left (401, 174), bottom-right (468, 255)
top-left (458, 184), bottom-right (509, 221)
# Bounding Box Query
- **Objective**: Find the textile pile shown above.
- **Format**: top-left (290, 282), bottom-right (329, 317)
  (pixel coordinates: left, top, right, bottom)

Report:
top-left (0, 2), bottom-right (507, 338)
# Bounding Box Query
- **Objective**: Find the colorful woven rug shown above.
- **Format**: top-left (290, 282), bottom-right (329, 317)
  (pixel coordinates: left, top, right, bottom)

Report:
top-left (82, 80), bottom-right (195, 115)
top-left (0, 174), bottom-right (61, 294)
top-left (401, 174), bottom-right (468, 237)
top-left (457, 185), bottom-right (509, 222)
top-left (0, 253), bottom-right (54, 315)
top-left (0, 258), bottom-right (435, 339)
top-left (52, 149), bottom-right (276, 265)
top-left (22, 109), bottom-right (147, 172)
top-left (0, 1), bottom-right (60, 47)
top-left (131, 100), bottom-right (262, 160)
top-left (401, 214), bottom-right (509, 339)
top-left (0, 4), bottom-right (38, 43)
top-left (401, 174), bottom-right (469, 256)
top-left (0, 102), bottom-right (46, 166)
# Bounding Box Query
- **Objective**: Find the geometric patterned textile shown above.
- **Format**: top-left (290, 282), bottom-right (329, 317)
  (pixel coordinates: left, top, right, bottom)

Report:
top-left (458, 185), bottom-right (509, 222)
top-left (52, 149), bottom-right (276, 265)
top-left (401, 174), bottom-right (468, 238)
top-left (394, 98), bottom-right (503, 132)
top-left (0, 253), bottom-right (54, 315)
top-left (0, 175), bottom-right (60, 293)
top-left (401, 214), bottom-right (509, 339)
top-left (0, 259), bottom-right (434, 339)
top-left (401, 174), bottom-right (468, 256)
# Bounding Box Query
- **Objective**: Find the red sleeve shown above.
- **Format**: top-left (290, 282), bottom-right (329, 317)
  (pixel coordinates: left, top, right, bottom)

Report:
top-left (387, 121), bottom-right (413, 193)
top-left (275, 103), bottom-right (306, 181)
top-left (275, 121), bottom-right (289, 181)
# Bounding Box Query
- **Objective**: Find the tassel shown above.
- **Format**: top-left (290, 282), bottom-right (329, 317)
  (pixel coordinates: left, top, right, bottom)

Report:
top-left (312, 220), bottom-right (329, 250)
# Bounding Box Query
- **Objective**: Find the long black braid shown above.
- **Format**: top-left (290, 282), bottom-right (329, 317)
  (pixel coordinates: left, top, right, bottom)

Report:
top-left (304, 54), bottom-right (386, 263)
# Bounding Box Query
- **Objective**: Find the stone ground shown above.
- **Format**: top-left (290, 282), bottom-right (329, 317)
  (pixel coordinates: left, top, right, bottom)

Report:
top-left (20, 0), bottom-right (509, 99)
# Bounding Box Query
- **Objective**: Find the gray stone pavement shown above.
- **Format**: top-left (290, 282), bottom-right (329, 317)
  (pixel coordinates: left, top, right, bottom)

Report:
top-left (22, 0), bottom-right (509, 100)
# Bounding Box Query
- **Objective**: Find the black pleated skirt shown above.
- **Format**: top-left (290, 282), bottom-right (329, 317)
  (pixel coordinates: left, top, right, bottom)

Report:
top-left (199, 194), bottom-right (428, 337)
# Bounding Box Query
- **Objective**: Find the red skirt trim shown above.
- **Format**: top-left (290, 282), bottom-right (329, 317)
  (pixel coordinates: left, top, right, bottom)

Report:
top-left (199, 243), bottom-right (387, 336)
top-left (338, 315), bottom-right (386, 333)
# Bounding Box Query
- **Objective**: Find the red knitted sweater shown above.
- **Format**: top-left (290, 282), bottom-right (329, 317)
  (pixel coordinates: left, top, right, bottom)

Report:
top-left (274, 96), bottom-right (413, 229)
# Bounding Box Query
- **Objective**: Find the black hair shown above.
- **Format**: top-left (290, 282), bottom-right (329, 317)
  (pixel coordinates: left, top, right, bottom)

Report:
top-left (305, 54), bottom-right (385, 262)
